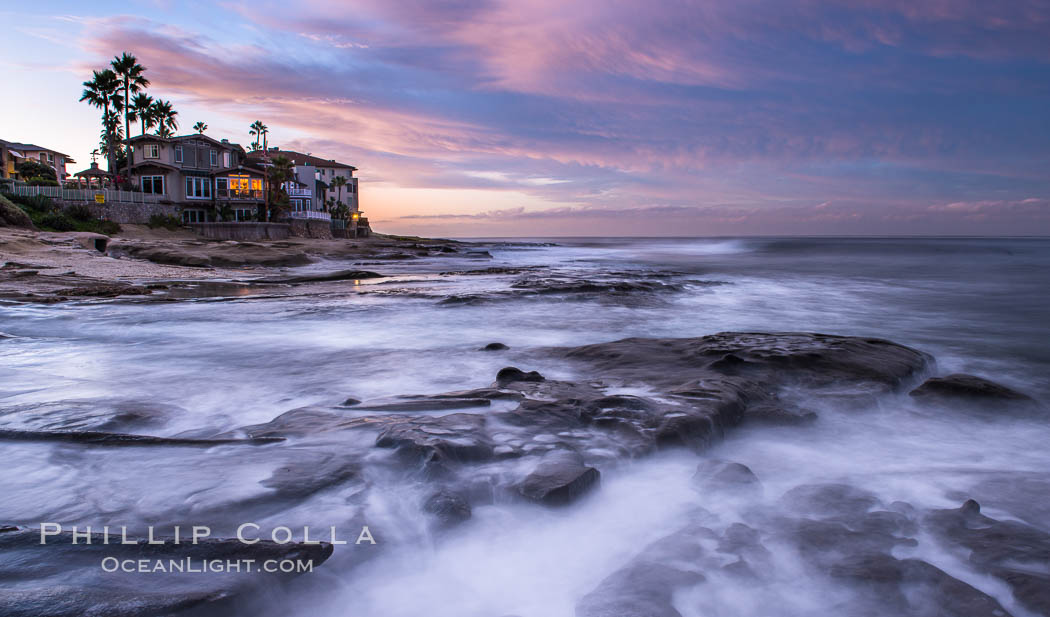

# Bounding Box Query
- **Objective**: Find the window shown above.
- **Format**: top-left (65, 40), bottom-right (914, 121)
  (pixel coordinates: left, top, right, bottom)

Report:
top-left (145, 144), bottom-right (159, 159)
top-left (174, 146), bottom-right (183, 163)
top-left (210, 150), bottom-right (217, 166)
top-left (185, 176), bottom-right (212, 199)
top-left (141, 175), bottom-right (165, 194)
top-left (234, 208), bottom-right (254, 221)
top-left (40, 153), bottom-right (55, 165)
top-left (223, 152), bottom-right (231, 168)
top-left (228, 174), bottom-right (262, 198)
top-left (215, 177), bottom-right (228, 197)
top-left (182, 209), bottom-right (207, 223)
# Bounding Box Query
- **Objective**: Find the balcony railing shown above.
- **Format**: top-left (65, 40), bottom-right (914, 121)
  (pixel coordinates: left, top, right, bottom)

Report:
top-left (216, 188), bottom-right (264, 200)
top-left (8, 185), bottom-right (164, 204)
top-left (287, 187), bottom-right (311, 197)
top-left (288, 210), bottom-right (331, 221)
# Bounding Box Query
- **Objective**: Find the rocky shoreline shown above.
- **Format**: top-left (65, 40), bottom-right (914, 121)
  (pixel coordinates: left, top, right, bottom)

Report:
top-left (1, 330), bottom-right (1044, 616)
top-left (0, 225), bottom-right (473, 303)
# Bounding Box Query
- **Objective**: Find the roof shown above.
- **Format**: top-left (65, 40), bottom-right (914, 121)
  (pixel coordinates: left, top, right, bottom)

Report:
top-left (0, 138), bottom-right (73, 160)
top-left (247, 148), bottom-right (356, 171)
top-left (74, 163), bottom-right (113, 178)
top-left (129, 134), bottom-right (246, 153)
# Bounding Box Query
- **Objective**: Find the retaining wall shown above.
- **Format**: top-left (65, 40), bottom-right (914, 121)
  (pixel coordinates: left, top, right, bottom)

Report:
top-left (52, 199), bottom-right (181, 225)
top-left (287, 218), bottom-right (333, 240)
top-left (186, 222), bottom-right (291, 241)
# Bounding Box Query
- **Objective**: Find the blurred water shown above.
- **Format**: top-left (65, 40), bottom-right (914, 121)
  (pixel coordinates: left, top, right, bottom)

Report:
top-left (0, 236), bottom-right (1048, 616)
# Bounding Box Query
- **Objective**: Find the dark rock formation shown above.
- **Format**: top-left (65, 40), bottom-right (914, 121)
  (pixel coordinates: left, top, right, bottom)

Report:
top-left (926, 499), bottom-right (1050, 615)
top-left (249, 269), bottom-right (383, 284)
top-left (0, 525), bottom-right (333, 617)
top-left (518, 451), bottom-right (600, 506)
top-left (0, 428), bottom-right (283, 447)
top-left (496, 367), bottom-right (545, 384)
top-left (910, 374), bottom-right (1038, 409)
top-left (481, 342), bottom-right (509, 351)
top-left (423, 490), bottom-right (472, 529)
top-left (692, 459), bottom-right (761, 493)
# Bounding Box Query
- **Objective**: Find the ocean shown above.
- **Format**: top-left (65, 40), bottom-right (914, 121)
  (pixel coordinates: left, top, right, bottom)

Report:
top-left (1, 236), bottom-right (1048, 616)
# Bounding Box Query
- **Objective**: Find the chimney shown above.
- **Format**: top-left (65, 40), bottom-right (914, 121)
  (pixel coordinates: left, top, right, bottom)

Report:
top-left (221, 138), bottom-right (229, 144)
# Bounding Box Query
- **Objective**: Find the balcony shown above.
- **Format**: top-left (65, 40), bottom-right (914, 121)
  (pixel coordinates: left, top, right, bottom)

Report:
top-left (287, 187), bottom-right (311, 197)
top-left (216, 188), bottom-right (264, 200)
top-left (288, 210), bottom-right (331, 221)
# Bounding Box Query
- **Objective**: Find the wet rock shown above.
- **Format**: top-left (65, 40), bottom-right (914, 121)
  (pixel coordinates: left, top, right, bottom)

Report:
top-left (518, 450), bottom-right (600, 506)
top-left (828, 553), bottom-right (1013, 617)
top-left (0, 526), bottom-right (332, 617)
top-left (352, 396), bottom-right (492, 412)
top-left (564, 332), bottom-right (931, 391)
top-left (926, 499), bottom-right (1050, 615)
top-left (423, 490), bottom-right (472, 529)
top-left (576, 525), bottom-right (709, 617)
top-left (576, 563), bottom-right (702, 617)
top-left (260, 453), bottom-right (360, 499)
top-left (496, 367), bottom-right (545, 384)
top-left (0, 428), bottom-right (283, 447)
top-left (342, 397), bottom-right (362, 406)
top-left (375, 413), bottom-right (494, 466)
top-left (780, 483), bottom-right (881, 520)
top-left (910, 374), bottom-right (1038, 409)
top-left (481, 342), bottom-right (509, 351)
top-left (51, 285), bottom-right (152, 298)
top-left (250, 269), bottom-right (383, 284)
top-left (693, 459), bottom-right (761, 492)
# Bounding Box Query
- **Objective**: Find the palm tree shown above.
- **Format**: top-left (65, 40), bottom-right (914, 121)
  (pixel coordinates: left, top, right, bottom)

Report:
top-left (129, 93), bottom-right (155, 136)
top-left (264, 155), bottom-right (295, 221)
top-left (249, 120), bottom-right (267, 151)
top-left (330, 176), bottom-right (347, 214)
top-left (193, 122), bottom-right (208, 134)
top-left (111, 52), bottom-right (149, 184)
top-left (152, 100), bottom-right (178, 138)
top-left (80, 69), bottom-right (123, 173)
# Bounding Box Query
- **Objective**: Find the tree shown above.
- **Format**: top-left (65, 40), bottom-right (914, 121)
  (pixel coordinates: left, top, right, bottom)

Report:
top-left (111, 52), bottom-right (149, 185)
top-left (264, 155), bottom-right (294, 222)
top-left (152, 100), bottom-right (178, 138)
top-left (99, 110), bottom-right (125, 174)
top-left (330, 176), bottom-right (347, 214)
top-left (193, 121), bottom-right (208, 134)
top-left (80, 69), bottom-right (124, 173)
top-left (17, 160), bottom-right (57, 182)
top-left (129, 93), bottom-right (155, 136)
top-left (249, 120), bottom-right (267, 151)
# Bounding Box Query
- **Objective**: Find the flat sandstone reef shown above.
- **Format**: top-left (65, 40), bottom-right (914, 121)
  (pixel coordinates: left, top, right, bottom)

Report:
top-left (0, 226), bottom-right (466, 302)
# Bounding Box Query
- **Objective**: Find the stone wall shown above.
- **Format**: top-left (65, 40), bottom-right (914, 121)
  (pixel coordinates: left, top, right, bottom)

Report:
top-left (52, 199), bottom-right (181, 225)
top-left (287, 218), bottom-right (333, 240)
top-left (186, 222), bottom-right (290, 241)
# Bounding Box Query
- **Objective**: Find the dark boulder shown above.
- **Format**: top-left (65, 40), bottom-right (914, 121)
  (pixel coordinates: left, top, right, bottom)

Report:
top-left (423, 490), bottom-right (472, 529)
top-left (481, 342), bottom-right (509, 351)
top-left (910, 374), bottom-right (1038, 409)
top-left (496, 367), bottom-right (545, 384)
top-left (692, 459), bottom-right (761, 493)
top-left (518, 450), bottom-right (600, 506)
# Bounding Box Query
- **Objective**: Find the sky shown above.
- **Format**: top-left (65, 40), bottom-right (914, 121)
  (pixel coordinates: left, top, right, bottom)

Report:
top-left (1, 0), bottom-right (1048, 236)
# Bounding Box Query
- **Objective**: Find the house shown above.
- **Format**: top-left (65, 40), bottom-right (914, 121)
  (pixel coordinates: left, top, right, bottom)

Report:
top-left (0, 138), bottom-right (76, 184)
top-left (247, 148), bottom-right (359, 214)
top-left (128, 134), bottom-right (267, 223)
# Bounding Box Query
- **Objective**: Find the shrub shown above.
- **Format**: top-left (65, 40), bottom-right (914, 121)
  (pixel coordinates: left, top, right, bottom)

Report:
top-left (96, 220), bottom-right (122, 236)
top-left (65, 203), bottom-right (96, 222)
top-left (27, 177), bottom-right (59, 187)
top-left (2, 192), bottom-right (52, 213)
top-left (148, 214), bottom-right (184, 230)
top-left (39, 212), bottom-right (76, 232)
